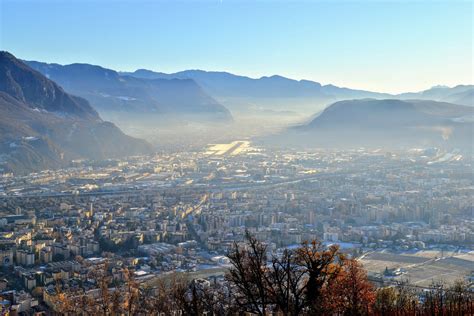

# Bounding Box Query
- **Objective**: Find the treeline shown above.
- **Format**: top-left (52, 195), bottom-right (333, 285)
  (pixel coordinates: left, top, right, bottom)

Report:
top-left (53, 232), bottom-right (473, 315)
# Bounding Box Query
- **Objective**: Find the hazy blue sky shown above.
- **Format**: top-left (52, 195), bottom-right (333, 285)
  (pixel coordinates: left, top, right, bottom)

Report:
top-left (1, 0), bottom-right (472, 93)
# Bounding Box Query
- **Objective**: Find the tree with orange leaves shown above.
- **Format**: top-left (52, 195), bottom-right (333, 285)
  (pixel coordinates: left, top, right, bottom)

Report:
top-left (323, 258), bottom-right (375, 315)
top-left (295, 240), bottom-right (346, 315)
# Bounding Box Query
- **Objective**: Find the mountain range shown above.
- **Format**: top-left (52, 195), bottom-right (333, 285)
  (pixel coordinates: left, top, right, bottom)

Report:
top-left (26, 58), bottom-right (472, 140)
top-left (124, 69), bottom-right (473, 112)
top-left (122, 69), bottom-right (389, 115)
top-left (125, 69), bottom-right (473, 149)
top-left (398, 85), bottom-right (473, 107)
top-left (1, 51), bottom-right (472, 173)
top-left (25, 61), bottom-right (233, 122)
top-left (265, 99), bottom-right (473, 149)
top-left (0, 51), bottom-right (152, 174)
top-left (25, 60), bottom-right (473, 118)
top-left (125, 69), bottom-right (390, 99)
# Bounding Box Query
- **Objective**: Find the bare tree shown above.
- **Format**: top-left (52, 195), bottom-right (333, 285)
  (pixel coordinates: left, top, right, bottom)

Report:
top-left (267, 249), bottom-right (306, 315)
top-left (226, 232), bottom-right (348, 315)
top-left (226, 231), bottom-right (271, 315)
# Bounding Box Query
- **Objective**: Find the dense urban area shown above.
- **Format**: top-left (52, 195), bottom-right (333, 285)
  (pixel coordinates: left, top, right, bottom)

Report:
top-left (0, 141), bottom-right (472, 314)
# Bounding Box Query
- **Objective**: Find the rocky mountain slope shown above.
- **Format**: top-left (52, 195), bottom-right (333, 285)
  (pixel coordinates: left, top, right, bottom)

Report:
top-left (0, 51), bottom-right (152, 174)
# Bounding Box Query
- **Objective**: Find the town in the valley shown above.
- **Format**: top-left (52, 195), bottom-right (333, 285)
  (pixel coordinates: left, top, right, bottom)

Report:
top-left (0, 141), bottom-right (472, 313)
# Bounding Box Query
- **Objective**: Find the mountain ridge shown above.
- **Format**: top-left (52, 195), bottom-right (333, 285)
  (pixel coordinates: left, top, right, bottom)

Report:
top-left (265, 98), bottom-right (473, 150)
top-left (0, 51), bottom-right (152, 174)
top-left (1, 52), bottom-right (100, 120)
top-left (124, 68), bottom-right (473, 106)
top-left (25, 60), bottom-right (233, 121)
top-left (123, 68), bottom-right (390, 99)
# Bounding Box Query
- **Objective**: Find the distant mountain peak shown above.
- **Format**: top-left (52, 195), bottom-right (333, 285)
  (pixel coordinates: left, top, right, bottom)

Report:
top-left (430, 85), bottom-right (450, 89)
top-left (260, 74), bottom-right (288, 80)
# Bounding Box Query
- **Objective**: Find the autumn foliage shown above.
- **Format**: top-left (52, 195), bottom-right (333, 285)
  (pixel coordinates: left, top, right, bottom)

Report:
top-left (53, 232), bottom-right (473, 315)
top-left (225, 232), bottom-right (375, 315)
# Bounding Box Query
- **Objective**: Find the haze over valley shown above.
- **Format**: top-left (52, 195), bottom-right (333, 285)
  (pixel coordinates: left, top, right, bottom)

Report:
top-left (17, 56), bottom-right (473, 153)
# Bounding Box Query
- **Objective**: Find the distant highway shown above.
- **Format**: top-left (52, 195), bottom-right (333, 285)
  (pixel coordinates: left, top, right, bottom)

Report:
top-left (1, 163), bottom-right (413, 200)
top-left (0, 173), bottom-right (326, 199)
